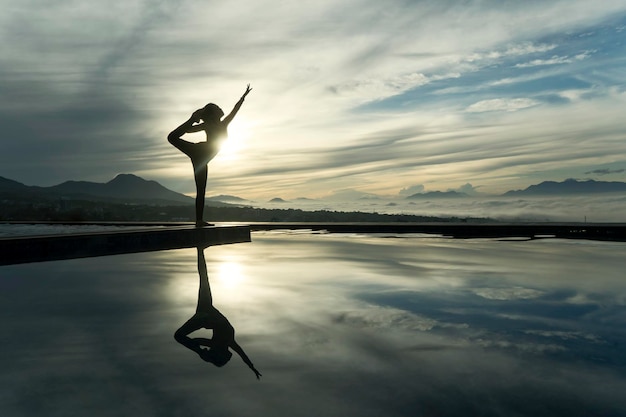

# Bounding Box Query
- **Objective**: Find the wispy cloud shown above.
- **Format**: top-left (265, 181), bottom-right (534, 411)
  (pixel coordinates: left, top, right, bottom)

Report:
top-left (1, 0), bottom-right (626, 208)
top-left (466, 98), bottom-right (540, 113)
top-left (585, 168), bottom-right (625, 175)
top-left (514, 51), bottom-right (593, 68)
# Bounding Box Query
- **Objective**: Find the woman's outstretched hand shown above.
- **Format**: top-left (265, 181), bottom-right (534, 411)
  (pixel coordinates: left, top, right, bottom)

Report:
top-left (252, 367), bottom-right (262, 380)
top-left (242, 84), bottom-right (252, 100)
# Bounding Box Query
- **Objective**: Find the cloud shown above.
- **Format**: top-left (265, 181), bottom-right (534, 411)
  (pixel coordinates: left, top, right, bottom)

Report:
top-left (447, 183), bottom-right (482, 196)
top-left (200, 90), bottom-right (626, 201)
top-left (2, 0), bottom-right (626, 205)
top-left (514, 51), bottom-right (593, 68)
top-left (399, 184), bottom-right (425, 196)
top-left (466, 42), bottom-right (558, 62)
top-left (585, 168), bottom-right (625, 175)
top-left (325, 188), bottom-right (381, 201)
top-left (466, 98), bottom-right (540, 113)
top-left (329, 72), bottom-right (430, 102)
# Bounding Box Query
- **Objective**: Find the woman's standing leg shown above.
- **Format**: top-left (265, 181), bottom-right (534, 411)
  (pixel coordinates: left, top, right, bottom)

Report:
top-left (169, 136), bottom-right (209, 226)
top-left (173, 247), bottom-right (213, 352)
top-left (195, 246), bottom-right (213, 313)
top-left (193, 164), bottom-right (208, 226)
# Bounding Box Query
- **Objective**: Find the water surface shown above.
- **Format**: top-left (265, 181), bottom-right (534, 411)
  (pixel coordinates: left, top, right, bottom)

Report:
top-left (1, 232), bottom-right (625, 416)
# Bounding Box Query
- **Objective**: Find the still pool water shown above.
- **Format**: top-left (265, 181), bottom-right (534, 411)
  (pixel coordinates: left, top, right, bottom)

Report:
top-left (1, 231), bottom-right (625, 416)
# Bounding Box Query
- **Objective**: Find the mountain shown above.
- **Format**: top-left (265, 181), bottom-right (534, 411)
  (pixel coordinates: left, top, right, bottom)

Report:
top-left (0, 176), bottom-right (29, 191)
top-left (0, 174), bottom-right (194, 205)
top-left (406, 191), bottom-right (467, 199)
top-left (47, 174), bottom-right (193, 204)
top-left (269, 197), bottom-right (287, 203)
top-left (207, 194), bottom-right (250, 203)
top-left (326, 189), bottom-right (380, 201)
top-left (504, 179), bottom-right (626, 196)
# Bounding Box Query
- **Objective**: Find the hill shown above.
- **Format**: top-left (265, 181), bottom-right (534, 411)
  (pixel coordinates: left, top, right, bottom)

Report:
top-left (206, 194), bottom-right (250, 203)
top-left (0, 176), bottom-right (29, 191)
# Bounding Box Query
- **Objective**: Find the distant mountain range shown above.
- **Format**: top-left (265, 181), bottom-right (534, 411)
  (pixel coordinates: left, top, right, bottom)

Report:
top-left (2, 175), bottom-right (626, 207)
top-left (405, 179), bottom-right (626, 198)
top-left (406, 191), bottom-right (467, 199)
top-left (0, 174), bottom-right (194, 206)
top-left (503, 179), bottom-right (626, 196)
top-left (206, 194), bottom-right (250, 203)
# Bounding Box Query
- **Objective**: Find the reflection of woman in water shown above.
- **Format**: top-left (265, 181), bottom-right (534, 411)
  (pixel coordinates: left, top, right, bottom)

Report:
top-left (168, 85), bottom-right (252, 227)
top-left (174, 247), bottom-right (262, 379)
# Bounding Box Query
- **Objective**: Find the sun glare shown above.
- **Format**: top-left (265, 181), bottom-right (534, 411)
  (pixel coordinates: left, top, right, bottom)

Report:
top-left (215, 261), bottom-right (245, 289)
top-left (218, 119), bottom-right (254, 162)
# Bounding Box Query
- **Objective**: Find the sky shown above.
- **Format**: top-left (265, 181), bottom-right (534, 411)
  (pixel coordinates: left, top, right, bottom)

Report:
top-left (2, 0), bottom-right (626, 201)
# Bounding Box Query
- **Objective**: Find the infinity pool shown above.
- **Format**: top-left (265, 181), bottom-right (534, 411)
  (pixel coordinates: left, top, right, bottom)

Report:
top-left (1, 232), bottom-right (625, 416)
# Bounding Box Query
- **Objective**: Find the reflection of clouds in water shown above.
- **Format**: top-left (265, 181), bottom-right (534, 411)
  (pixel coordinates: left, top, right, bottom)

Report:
top-left (213, 234), bottom-right (626, 384)
top-left (265, 235), bottom-right (626, 364)
top-left (331, 305), bottom-right (468, 332)
top-left (356, 285), bottom-right (619, 361)
top-left (473, 286), bottom-right (545, 300)
top-left (3, 233), bottom-right (626, 416)
top-left (524, 329), bottom-right (602, 343)
top-left (476, 339), bottom-right (567, 353)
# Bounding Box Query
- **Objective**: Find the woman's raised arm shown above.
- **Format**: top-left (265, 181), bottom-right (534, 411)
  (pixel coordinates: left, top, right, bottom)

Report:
top-left (222, 84), bottom-right (252, 126)
top-left (231, 340), bottom-right (262, 379)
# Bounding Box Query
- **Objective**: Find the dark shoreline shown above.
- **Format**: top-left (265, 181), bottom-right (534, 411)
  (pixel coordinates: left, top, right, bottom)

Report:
top-left (3, 221), bottom-right (626, 242)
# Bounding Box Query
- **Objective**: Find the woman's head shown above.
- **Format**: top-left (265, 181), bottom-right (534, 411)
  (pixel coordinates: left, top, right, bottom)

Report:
top-left (199, 103), bottom-right (224, 122)
top-left (201, 348), bottom-right (233, 367)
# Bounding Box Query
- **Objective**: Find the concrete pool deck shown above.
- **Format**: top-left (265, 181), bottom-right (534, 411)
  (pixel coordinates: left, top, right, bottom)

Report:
top-left (0, 224), bottom-right (251, 265)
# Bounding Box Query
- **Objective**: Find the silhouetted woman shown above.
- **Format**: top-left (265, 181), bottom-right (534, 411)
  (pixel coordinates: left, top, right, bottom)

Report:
top-left (168, 85), bottom-right (252, 227)
top-left (174, 247), bottom-right (262, 379)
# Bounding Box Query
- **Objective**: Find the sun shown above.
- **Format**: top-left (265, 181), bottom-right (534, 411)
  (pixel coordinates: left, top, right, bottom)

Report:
top-left (217, 118), bottom-right (253, 162)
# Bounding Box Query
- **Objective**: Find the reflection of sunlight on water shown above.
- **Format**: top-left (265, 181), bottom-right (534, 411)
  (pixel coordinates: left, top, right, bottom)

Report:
top-left (155, 250), bottom-right (199, 318)
top-left (215, 261), bottom-right (245, 289)
top-left (159, 250), bottom-right (253, 309)
top-left (164, 277), bottom-right (198, 308)
top-left (209, 252), bottom-right (257, 305)
top-left (5, 233), bottom-right (626, 416)
top-left (154, 235), bottom-right (626, 360)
